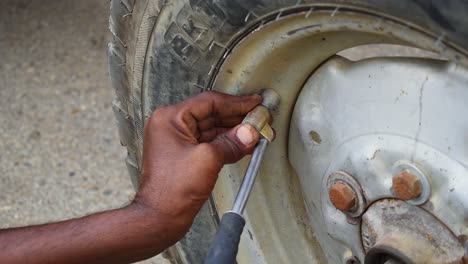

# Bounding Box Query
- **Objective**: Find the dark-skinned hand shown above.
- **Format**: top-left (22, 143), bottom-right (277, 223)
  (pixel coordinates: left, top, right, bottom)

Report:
top-left (136, 91), bottom-right (261, 230)
top-left (0, 91), bottom-right (262, 264)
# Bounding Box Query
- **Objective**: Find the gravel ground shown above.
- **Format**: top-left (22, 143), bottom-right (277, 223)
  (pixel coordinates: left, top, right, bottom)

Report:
top-left (0, 0), bottom-right (164, 263)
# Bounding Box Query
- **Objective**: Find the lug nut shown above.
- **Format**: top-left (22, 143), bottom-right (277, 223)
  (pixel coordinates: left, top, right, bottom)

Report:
top-left (329, 182), bottom-right (356, 212)
top-left (392, 170), bottom-right (422, 200)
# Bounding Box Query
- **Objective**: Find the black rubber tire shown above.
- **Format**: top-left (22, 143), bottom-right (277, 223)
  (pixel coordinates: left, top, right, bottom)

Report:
top-left (108, 0), bottom-right (468, 263)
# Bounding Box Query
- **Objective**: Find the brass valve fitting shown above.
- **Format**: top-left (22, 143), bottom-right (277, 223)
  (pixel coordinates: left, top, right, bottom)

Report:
top-left (242, 89), bottom-right (280, 142)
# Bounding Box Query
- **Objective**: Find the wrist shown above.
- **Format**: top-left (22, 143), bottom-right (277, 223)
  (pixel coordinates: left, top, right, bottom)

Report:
top-left (129, 194), bottom-right (194, 239)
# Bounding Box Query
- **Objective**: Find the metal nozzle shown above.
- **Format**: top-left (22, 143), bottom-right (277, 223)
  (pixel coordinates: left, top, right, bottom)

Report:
top-left (260, 89), bottom-right (280, 112)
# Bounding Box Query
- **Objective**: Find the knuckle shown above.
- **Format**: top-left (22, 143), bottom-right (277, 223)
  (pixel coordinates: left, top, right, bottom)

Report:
top-left (219, 134), bottom-right (243, 160)
top-left (197, 91), bottom-right (222, 103)
top-left (149, 106), bottom-right (171, 124)
top-left (149, 108), bottom-right (163, 122)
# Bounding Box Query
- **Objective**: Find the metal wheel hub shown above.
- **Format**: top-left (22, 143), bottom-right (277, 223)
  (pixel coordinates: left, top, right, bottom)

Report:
top-left (210, 6), bottom-right (468, 263)
top-left (289, 56), bottom-right (467, 262)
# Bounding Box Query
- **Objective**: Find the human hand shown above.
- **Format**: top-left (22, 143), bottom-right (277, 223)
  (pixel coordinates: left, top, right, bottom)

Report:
top-left (0, 92), bottom-right (261, 264)
top-left (133, 91), bottom-right (261, 235)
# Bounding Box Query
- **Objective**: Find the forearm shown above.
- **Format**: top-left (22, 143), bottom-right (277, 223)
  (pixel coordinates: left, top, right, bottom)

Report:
top-left (0, 202), bottom-right (190, 264)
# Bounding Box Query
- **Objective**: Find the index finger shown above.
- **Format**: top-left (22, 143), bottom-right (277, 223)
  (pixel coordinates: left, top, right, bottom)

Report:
top-left (180, 91), bottom-right (262, 121)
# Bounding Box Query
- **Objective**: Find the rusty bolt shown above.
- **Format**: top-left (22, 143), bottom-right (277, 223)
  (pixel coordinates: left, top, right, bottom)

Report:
top-left (329, 182), bottom-right (356, 212)
top-left (392, 170), bottom-right (422, 200)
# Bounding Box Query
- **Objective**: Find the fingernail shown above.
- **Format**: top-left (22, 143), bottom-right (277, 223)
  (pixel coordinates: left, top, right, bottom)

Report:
top-left (236, 124), bottom-right (256, 146)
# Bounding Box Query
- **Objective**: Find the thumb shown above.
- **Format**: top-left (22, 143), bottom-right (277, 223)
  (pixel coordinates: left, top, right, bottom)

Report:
top-left (211, 124), bottom-right (260, 164)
